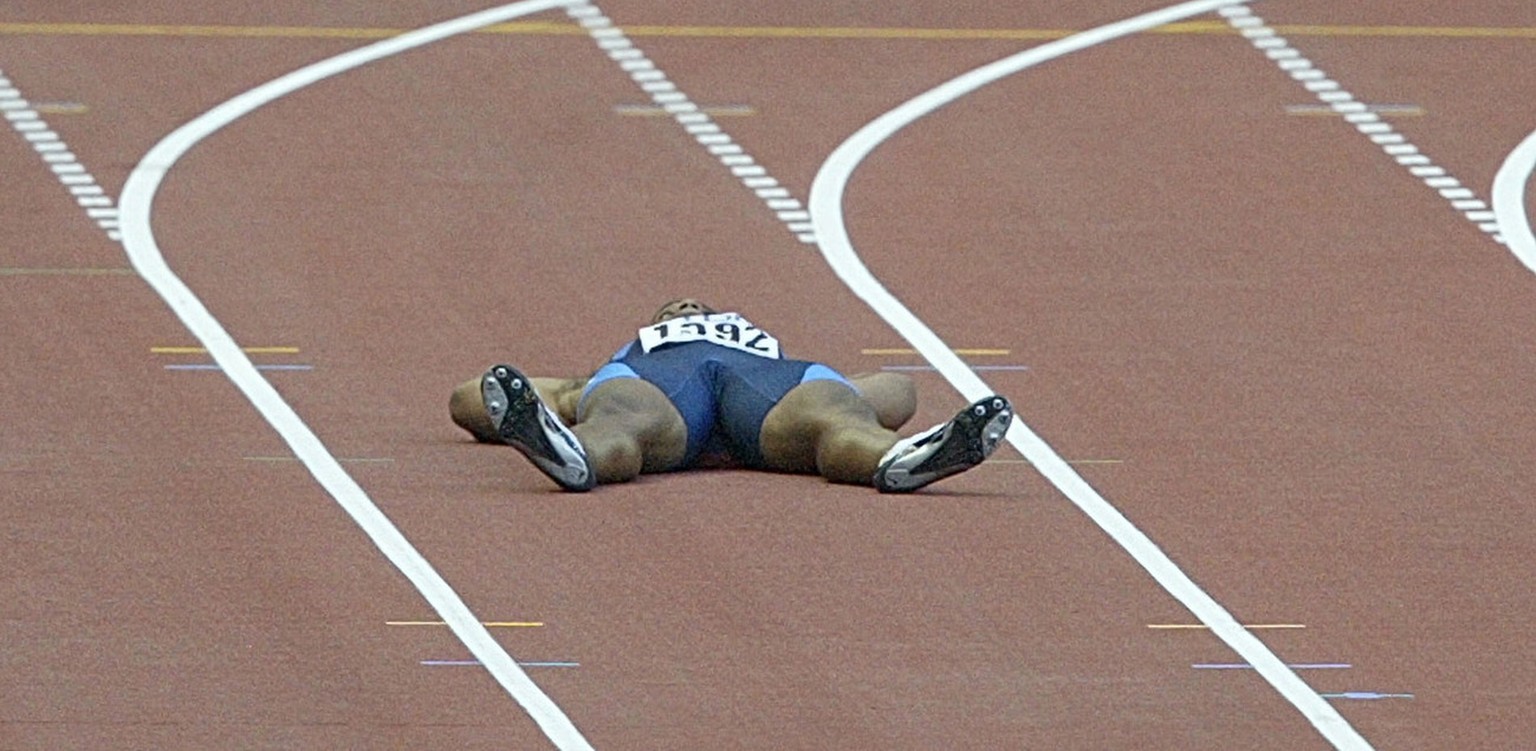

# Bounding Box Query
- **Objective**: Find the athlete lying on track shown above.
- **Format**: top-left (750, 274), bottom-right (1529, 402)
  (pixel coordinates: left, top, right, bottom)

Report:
top-left (449, 298), bottom-right (1013, 492)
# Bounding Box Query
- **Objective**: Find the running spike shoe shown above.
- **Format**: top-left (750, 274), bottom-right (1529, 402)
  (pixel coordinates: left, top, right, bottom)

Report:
top-left (873, 395), bottom-right (1013, 493)
top-left (481, 364), bottom-right (595, 492)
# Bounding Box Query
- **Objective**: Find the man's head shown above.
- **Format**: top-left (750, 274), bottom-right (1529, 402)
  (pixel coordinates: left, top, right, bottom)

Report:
top-left (651, 298), bottom-right (717, 324)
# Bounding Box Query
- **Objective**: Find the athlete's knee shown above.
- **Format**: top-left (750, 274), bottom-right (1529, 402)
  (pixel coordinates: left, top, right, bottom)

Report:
top-left (848, 372), bottom-right (917, 430)
top-left (576, 427), bottom-right (645, 483)
top-left (759, 380), bottom-right (883, 473)
top-left (814, 423), bottom-right (895, 484)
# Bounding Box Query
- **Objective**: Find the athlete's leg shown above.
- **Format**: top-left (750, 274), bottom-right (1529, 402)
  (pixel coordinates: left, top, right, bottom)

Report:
top-left (761, 378), bottom-right (1016, 492)
top-left (758, 379), bottom-right (900, 484)
top-left (575, 378), bottom-right (689, 483)
top-left (846, 372), bottom-right (917, 430)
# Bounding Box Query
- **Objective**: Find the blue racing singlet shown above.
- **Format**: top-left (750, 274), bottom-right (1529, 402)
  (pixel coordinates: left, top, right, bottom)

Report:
top-left (579, 312), bottom-right (850, 467)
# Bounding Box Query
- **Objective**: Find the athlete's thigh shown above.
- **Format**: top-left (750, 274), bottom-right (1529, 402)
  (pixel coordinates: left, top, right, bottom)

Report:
top-left (719, 357), bottom-right (859, 468)
top-left (579, 375), bottom-right (689, 471)
top-left (759, 374), bottom-right (884, 467)
top-left (582, 349), bottom-right (715, 464)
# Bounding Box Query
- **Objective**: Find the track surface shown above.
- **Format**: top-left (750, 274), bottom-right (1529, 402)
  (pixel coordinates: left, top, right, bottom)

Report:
top-left (3, 1), bottom-right (1534, 749)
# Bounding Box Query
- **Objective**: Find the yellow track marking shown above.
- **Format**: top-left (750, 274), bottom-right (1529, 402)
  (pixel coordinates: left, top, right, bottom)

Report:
top-left (152, 345), bottom-right (299, 354)
top-left (618, 24), bottom-right (1075, 40)
top-left (0, 22), bottom-right (404, 39)
top-left (387, 620), bottom-right (544, 627)
top-left (1, 21), bottom-right (1531, 42)
top-left (482, 21), bottom-right (605, 36)
top-left (0, 21), bottom-right (575, 39)
top-left (1271, 24), bottom-right (1536, 39)
top-left (1148, 623), bottom-right (1306, 630)
top-left (0, 267), bottom-right (134, 275)
top-left (862, 348), bottom-right (1010, 356)
top-left (32, 102), bottom-right (89, 114)
top-left (0, 21), bottom-right (1067, 40)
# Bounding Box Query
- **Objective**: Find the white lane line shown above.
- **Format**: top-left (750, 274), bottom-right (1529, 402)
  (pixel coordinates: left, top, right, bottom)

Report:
top-left (807, 1), bottom-right (1373, 749)
top-left (1492, 129), bottom-right (1536, 273)
top-left (1218, 5), bottom-right (1505, 242)
top-left (0, 72), bottom-right (123, 242)
top-left (115, 2), bottom-right (594, 749)
top-left (564, 1), bottom-right (817, 243)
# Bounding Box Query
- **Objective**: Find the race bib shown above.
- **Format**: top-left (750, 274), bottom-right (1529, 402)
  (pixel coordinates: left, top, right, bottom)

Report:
top-left (637, 313), bottom-right (781, 359)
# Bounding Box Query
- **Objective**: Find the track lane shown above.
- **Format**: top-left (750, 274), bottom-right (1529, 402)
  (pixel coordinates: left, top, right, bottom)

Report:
top-left (807, 2), bottom-right (1369, 748)
top-left (115, 2), bottom-right (593, 748)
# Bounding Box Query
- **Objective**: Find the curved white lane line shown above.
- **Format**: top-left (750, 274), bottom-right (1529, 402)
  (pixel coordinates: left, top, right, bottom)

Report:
top-left (808, 1), bottom-right (1372, 749)
top-left (1493, 129), bottom-right (1536, 272)
top-left (117, 3), bottom-right (594, 749)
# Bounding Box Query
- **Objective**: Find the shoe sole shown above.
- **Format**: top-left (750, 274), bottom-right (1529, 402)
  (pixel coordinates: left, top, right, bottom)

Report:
top-left (874, 396), bottom-right (1013, 493)
top-left (482, 364), bottom-right (595, 492)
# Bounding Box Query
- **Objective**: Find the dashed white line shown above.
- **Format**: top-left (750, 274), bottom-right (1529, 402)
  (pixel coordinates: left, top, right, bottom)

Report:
top-left (1217, 5), bottom-right (1504, 243)
top-left (0, 71), bottom-right (123, 242)
top-left (564, 1), bottom-right (816, 244)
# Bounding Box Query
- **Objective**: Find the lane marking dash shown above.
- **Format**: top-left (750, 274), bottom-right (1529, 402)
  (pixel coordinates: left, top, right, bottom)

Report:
top-left (614, 103), bottom-right (755, 117)
top-left (423, 659), bottom-right (577, 667)
top-left (863, 347), bottom-right (1010, 356)
top-left (164, 363), bottom-right (314, 371)
top-left (246, 456), bottom-right (393, 464)
top-left (388, 620), bottom-right (543, 627)
top-left (1285, 103), bottom-right (1423, 117)
top-left (153, 345), bottom-right (300, 354)
top-left (879, 364), bottom-right (1029, 372)
top-left (1149, 623), bottom-right (1304, 630)
top-left (1194, 662), bottom-right (1350, 670)
top-left (0, 267), bottom-right (135, 275)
